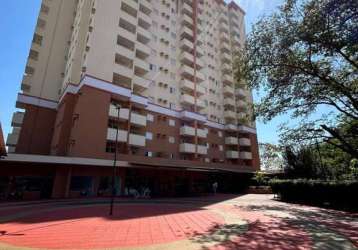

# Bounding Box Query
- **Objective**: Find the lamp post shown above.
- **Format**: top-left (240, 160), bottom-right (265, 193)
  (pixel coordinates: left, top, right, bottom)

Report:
top-left (109, 104), bottom-right (120, 216)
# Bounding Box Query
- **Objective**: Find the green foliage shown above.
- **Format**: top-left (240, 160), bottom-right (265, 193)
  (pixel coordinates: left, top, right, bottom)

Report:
top-left (269, 179), bottom-right (358, 210)
top-left (235, 0), bottom-right (358, 157)
top-left (252, 171), bottom-right (269, 186)
top-left (283, 146), bottom-right (322, 179)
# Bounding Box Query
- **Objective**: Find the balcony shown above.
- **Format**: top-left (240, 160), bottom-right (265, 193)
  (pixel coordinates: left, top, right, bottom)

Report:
top-left (180, 125), bottom-right (196, 137)
top-left (133, 76), bottom-right (150, 90)
top-left (226, 150), bottom-right (239, 159)
top-left (120, 10), bottom-right (137, 27)
top-left (238, 125), bottom-right (257, 134)
top-left (180, 143), bottom-right (196, 154)
top-left (11, 112), bottom-right (24, 127)
top-left (134, 58), bottom-right (150, 73)
top-left (196, 71), bottom-right (205, 82)
top-left (223, 85), bottom-right (234, 96)
top-left (220, 32), bottom-right (230, 43)
top-left (225, 124), bottom-right (238, 131)
top-left (197, 128), bottom-right (208, 138)
top-left (118, 26), bottom-right (136, 41)
top-left (224, 98), bottom-right (235, 107)
top-left (240, 152), bottom-right (253, 160)
top-left (180, 65), bottom-right (195, 78)
top-left (138, 11), bottom-right (151, 27)
top-left (223, 75), bottom-right (234, 85)
top-left (225, 137), bottom-right (239, 145)
top-left (126, 0), bottom-right (138, 10)
top-left (181, 13), bottom-right (193, 27)
top-left (116, 45), bottom-right (135, 60)
top-left (181, 93), bottom-right (195, 106)
top-left (129, 134), bottom-right (146, 147)
top-left (182, 2), bottom-right (193, 15)
top-left (136, 42), bottom-right (150, 58)
top-left (221, 53), bottom-right (232, 63)
top-left (180, 51), bottom-right (195, 65)
top-left (197, 145), bottom-right (208, 155)
top-left (137, 26), bottom-right (151, 43)
top-left (107, 128), bottom-right (128, 142)
top-left (130, 112), bottom-right (147, 127)
top-left (180, 110), bottom-right (207, 123)
top-left (220, 42), bottom-right (231, 53)
top-left (6, 127), bottom-right (21, 147)
top-left (21, 74), bottom-right (32, 90)
top-left (180, 79), bottom-right (205, 96)
top-left (180, 38), bottom-right (194, 51)
top-left (239, 138), bottom-right (251, 146)
top-left (221, 62), bottom-right (232, 73)
top-left (196, 98), bottom-right (206, 109)
top-left (224, 110), bottom-right (236, 119)
top-left (109, 106), bottom-right (130, 120)
top-left (113, 64), bottom-right (133, 78)
top-left (181, 26), bottom-right (194, 40)
top-left (140, 0), bottom-right (152, 14)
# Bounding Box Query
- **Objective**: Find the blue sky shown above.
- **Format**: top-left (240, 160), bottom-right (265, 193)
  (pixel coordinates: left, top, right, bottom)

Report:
top-left (0, 0), bottom-right (284, 144)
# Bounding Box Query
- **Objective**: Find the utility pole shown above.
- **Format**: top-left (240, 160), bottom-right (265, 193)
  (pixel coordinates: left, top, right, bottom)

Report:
top-left (109, 104), bottom-right (120, 216)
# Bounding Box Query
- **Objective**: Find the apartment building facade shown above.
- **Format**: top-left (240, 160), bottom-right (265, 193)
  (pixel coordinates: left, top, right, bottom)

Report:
top-left (2, 0), bottom-right (260, 199)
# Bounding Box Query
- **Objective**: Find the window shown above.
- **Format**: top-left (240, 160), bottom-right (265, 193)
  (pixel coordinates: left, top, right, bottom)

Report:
top-left (106, 142), bottom-right (116, 153)
top-left (146, 132), bottom-right (153, 140)
top-left (169, 87), bottom-right (175, 94)
top-left (145, 151), bottom-right (153, 157)
top-left (218, 131), bottom-right (223, 137)
top-left (169, 103), bottom-right (176, 109)
top-left (168, 136), bottom-right (175, 143)
top-left (169, 119), bottom-right (175, 126)
top-left (219, 145), bottom-right (223, 151)
top-left (147, 114), bottom-right (154, 122)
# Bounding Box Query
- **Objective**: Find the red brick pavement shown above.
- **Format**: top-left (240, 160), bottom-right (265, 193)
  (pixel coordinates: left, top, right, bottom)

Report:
top-left (0, 204), bottom-right (225, 249)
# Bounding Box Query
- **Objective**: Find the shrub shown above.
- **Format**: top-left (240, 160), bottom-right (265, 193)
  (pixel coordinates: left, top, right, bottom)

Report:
top-left (269, 179), bottom-right (358, 210)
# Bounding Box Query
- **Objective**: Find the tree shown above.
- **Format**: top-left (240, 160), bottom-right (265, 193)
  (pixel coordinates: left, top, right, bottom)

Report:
top-left (283, 146), bottom-right (322, 179)
top-left (259, 143), bottom-right (284, 171)
top-left (235, 0), bottom-right (358, 157)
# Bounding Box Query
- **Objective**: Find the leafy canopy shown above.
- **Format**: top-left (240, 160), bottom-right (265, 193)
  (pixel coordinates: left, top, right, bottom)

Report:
top-left (235, 0), bottom-right (358, 157)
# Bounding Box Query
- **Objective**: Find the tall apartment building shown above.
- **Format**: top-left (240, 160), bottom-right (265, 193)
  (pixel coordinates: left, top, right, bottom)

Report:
top-left (3, 0), bottom-right (260, 198)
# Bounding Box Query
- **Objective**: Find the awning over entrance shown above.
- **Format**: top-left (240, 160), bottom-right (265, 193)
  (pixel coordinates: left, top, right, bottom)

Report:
top-left (0, 153), bottom-right (255, 174)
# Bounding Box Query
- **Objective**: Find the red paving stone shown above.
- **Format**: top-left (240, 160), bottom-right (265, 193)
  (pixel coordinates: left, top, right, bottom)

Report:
top-left (0, 204), bottom-right (225, 249)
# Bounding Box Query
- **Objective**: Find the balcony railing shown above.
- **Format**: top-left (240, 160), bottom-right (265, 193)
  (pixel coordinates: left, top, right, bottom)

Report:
top-left (130, 112), bottom-right (147, 127)
top-left (129, 133), bottom-right (146, 147)
top-left (180, 143), bottom-right (196, 153)
top-left (107, 128), bottom-right (128, 142)
top-left (11, 112), bottom-right (24, 127)
top-left (226, 150), bottom-right (239, 159)
top-left (225, 137), bottom-right (239, 145)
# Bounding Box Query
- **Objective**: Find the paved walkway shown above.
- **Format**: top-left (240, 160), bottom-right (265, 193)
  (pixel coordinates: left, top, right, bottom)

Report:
top-left (0, 194), bottom-right (357, 250)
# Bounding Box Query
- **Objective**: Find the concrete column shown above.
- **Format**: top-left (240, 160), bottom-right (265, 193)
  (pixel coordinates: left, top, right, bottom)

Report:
top-left (52, 166), bottom-right (72, 199)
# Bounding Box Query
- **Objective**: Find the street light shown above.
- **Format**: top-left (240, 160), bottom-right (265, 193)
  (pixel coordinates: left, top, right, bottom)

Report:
top-left (109, 104), bottom-right (121, 216)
